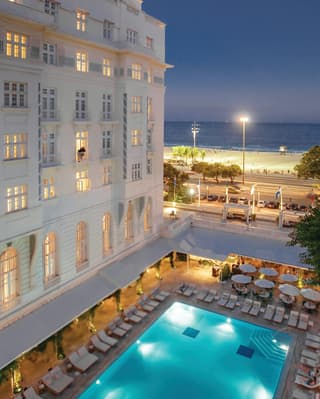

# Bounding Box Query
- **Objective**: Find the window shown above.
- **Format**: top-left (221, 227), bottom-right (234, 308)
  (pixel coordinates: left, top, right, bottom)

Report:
top-left (4, 82), bottom-right (27, 108)
top-left (102, 213), bottom-right (112, 255)
top-left (102, 130), bottom-right (112, 157)
top-left (42, 177), bottom-right (55, 200)
top-left (76, 10), bottom-right (87, 32)
top-left (44, 0), bottom-right (57, 16)
top-left (131, 63), bottom-right (142, 80)
top-left (76, 131), bottom-right (88, 161)
top-left (131, 96), bottom-right (142, 113)
top-left (42, 88), bottom-right (56, 120)
top-left (43, 232), bottom-right (57, 282)
top-left (42, 131), bottom-right (56, 164)
top-left (132, 163), bottom-right (142, 181)
top-left (42, 43), bottom-right (56, 65)
top-left (75, 91), bottom-right (87, 120)
top-left (103, 20), bottom-right (114, 41)
top-left (76, 51), bottom-right (88, 72)
top-left (4, 133), bottom-right (27, 160)
top-left (76, 170), bottom-right (90, 192)
top-left (0, 248), bottom-right (17, 305)
top-left (6, 185), bottom-right (27, 213)
top-left (6, 32), bottom-right (27, 59)
top-left (103, 163), bottom-right (112, 185)
top-left (103, 58), bottom-right (112, 77)
top-left (146, 127), bottom-right (152, 148)
top-left (76, 222), bottom-right (88, 267)
top-left (144, 198), bottom-right (152, 231)
top-left (146, 157), bottom-right (152, 175)
top-left (145, 36), bottom-right (153, 49)
top-left (102, 94), bottom-right (112, 120)
top-left (127, 29), bottom-right (137, 44)
top-left (146, 68), bottom-right (152, 84)
top-left (124, 202), bottom-right (134, 240)
top-left (131, 129), bottom-right (142, 146)
top-left (147, 97), bottom-right (153, 121)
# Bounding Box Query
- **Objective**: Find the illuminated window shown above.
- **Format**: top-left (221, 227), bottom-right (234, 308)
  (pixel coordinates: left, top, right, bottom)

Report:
top-left (131, 163), bottom-right (142, 181)
top-left (42, 43), bottom-right (56, 65)
top-left (6, 185), bottom-right (27, 213)
top-left (103, 58), bottom-right (112, 77)
top-left (131, 63), bottom-right (142, 80)
top-left (147, 97), bottom-right (153, 121)
top-left (6, 32), bottom-right (27, 59)
top-left (76, 170), bottom-right (90, 192)
top-left (3, 133), bottom-right (27, 160)
top-left (102, 94), bottom-right (112, 120)
top-left (102, 213), bottom-right (112, 255)
top-left (76, 131), bottom-right (88, 161)
top-left (131, 96), bottom-right (142, 113)
top-left (145, 36), bottom-right (153, 49)
top-left (42, 177), bottom-right (55, 200)
top-left (124, 202), bottom-right (134, 240)
top-left (76, 221), bottom-right (88, 267)
top-left (44, 0), bottom-right (57, 16)
top-left (43, 232), bottom-right (57, 282)
top-left (76, 51), bottom-right (88, 72)
top-left (76, 10), bottom-right (87, 32)
top-left (0, 248), bottom-right (17, 305)
top-left (144, 198), bottom-right (152, 231)
top-left (4, 81), bottom-right (27, 108)
top-left (103, 163), bottom-right (112, 185)
top-left (42, 88), bottom-right (56, 120)
top-left (131, 129), bottom-right (142, 146)
top-left (75, 91), bottom-right (88, 120)
top-left (42, 131), bottom-right (56, 164)
top-left (127, 29), bottom-right (137, 44)
top-left (102, 130), bottom-right (112, 157)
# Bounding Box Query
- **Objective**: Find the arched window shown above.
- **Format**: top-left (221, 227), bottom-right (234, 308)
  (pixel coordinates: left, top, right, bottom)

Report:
top-left (0, 248), bottom-right (18, 304)
top-left (43, 232), bottom-right (57, 282)
top-left (124, 201), bottom-right (134, 241)
top-left (76, 221), bottom-right (88, 267)
top-left (102, 213), bottom-right (112, 255)
top-left (144, 198), bottom-right (152, 232)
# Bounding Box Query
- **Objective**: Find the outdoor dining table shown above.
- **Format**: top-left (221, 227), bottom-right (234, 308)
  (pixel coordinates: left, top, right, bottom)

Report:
top-left (303, 301), bottom-right (317, 311)
top-left (279, 293), bottom-right (294, 305)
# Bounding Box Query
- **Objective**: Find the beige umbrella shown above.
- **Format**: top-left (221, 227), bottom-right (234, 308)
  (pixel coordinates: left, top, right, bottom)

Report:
top-left (239, 264), bottom-right (256, 273)
top-left (279, 284), bottom-right (300, 297)
top-left (300, 288), bottom-right (320, 303)
top-left (260, 267), bottom-right (278, 277)
top-left (231, 274), bottom-right (251, 284)
top-left (279, 274), bottom-right (298, 283)
top-left (254, 279), bottom-right (275, 289)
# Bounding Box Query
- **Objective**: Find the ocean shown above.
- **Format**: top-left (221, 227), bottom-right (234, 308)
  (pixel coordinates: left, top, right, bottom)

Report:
top-left (164, 121), bottom-right (320, 153)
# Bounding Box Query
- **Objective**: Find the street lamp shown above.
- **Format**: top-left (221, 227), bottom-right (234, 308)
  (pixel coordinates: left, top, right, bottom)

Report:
top-left (240, 116), bottom-right (249, 184)
top-left (191, 121), bottom-right (200, 148)
top-left (189, 188), bottom-right (195, 203)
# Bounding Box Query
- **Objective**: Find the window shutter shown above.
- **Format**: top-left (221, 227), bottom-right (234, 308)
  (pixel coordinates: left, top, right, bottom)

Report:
top-left (30, 46), bottom-right (40, 59)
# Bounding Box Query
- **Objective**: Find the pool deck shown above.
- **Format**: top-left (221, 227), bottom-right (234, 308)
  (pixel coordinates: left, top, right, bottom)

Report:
top-left (36, 263), bottom-right (317, 399)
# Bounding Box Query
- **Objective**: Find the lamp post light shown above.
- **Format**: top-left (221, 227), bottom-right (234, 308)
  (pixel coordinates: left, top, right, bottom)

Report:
top-left (189, 188), bottom-right (195, 203)
top-left (240, 116), bottom-right (249, 184)
top-left (191, 121), bottom-right (200, 148)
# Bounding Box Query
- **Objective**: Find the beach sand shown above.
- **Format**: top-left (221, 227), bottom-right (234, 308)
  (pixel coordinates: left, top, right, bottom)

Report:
top-left (164, 147), bottom-right (303, 175)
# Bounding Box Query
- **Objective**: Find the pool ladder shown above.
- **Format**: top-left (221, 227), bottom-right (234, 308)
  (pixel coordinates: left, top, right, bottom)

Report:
top-left (249, 330), bottom-right (287, 363)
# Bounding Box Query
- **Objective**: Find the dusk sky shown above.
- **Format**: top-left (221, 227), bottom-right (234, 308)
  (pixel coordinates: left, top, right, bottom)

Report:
top-left (143, 0), bottom-right (320, 123)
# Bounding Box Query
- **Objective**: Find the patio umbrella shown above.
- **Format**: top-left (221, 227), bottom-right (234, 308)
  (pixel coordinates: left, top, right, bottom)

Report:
top-left (231, 274), bottom-right (251, 284)
top-left (279, 274), bottom-right (298, 283)
top-left (300, 288), bottom-right (320, 303)
top-left (239, 264), bottom-right (256, 273)
top-left (254, 279), bottom-right (275, 289)
top-left (279, 284), bottom-right (300, 297)
top-left (260, 267), bottom-right (278, 277)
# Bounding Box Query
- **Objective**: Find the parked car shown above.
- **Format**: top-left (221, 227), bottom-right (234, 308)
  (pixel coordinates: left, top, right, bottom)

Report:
top-left (266, 201), bottom-right (279, 209)
top-left (229, 197), bottom-right (238, 204)
top-left (238, 197), bottom-right (248, 205)
top-left (218, 195), bottom-right (226, 203)
top-left (286, 203), bottom-right (299, 211)
top-left (299, 204), bottom-right (308, 212)
top-left (207, 194), bottom-right (218, 201)
top-left (257, 200), bottom-right (266, 208)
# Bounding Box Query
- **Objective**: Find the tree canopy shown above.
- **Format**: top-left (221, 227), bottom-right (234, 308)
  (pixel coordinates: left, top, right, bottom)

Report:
top-left (287, 205), bottom-right (320, 282)
top-left (294, 146), bottom-right (320, 179)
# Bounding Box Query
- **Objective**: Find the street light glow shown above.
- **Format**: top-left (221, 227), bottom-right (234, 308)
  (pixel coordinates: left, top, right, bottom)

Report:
top-left (239, 115), bottom-right (249, 184)
top-left (240, 116), bottom-right (249, 123)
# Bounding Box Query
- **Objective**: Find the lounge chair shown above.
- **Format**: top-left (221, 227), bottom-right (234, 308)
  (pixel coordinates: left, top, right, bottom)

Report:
top-left (298, 313), bottom-right (310, 330)
top-left (23, 387), bottom-right (43, 399)
top-left (123, 307), bottom-right (142, 323)
top-left (203, 289), bottom-right (217, 303)
top-left (97, 330), bottom-right (118, 346)
top-left (301, 349), bottom-right (320, 361)
top-left (306, 340), bottom-right (320, 350)
top-left (217, 292), bottom-right (230, 307)
top-left (90, 335), bottom-right (111, 353)
top-left (132, 306), bottom-right (148, 319)
top-left (307, 334), bottom-right (320, 344)
top-left (288, 311), bottom-right (300, 328)
top-left (295, 374), bottom-right (320, 389)
top-left (141, 294), bottom-right (160, 308)
top-left (273, 306), bottom-right (285, 323)
top-left (226, 294), bottom-right (238, 309)
top-left (113, 316), bottom-right (133, 332)
top-left (301, 356), bottom-right (320, 368)
top-left (292, 388), bottom-right (320, 399)
top-left (249, 300), bottom-right (261, 316)
top-left (107, 321), bottom-right (127, 337)
top-left (41, 366), bottom-right (74, 394)
top-left (68, 346), bottom-right (98, 372)
top-left (197, 289), bottom-right (208, 301)
top-left (150, 288), bottom-right (170, 302)
top-left (263, 304), bottom-right (275, 320)
top-left (241, 298), bottom-right (253, 314)
top-left (175, 283), bottom-right (195, 297)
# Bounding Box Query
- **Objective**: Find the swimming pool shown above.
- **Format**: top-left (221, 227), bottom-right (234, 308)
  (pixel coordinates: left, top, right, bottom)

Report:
top-left (78, 302), bottom-right (292, 399)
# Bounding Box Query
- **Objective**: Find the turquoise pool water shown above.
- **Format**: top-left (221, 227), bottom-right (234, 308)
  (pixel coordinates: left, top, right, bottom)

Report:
top-left (78, 302), bottom-right (292, 399)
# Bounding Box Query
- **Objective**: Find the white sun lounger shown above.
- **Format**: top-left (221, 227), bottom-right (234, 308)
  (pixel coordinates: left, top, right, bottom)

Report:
top-left (249, 301), bottom-right (261, 316)
top-left (97, 330), bottom-right (118, 346)
top-left (300, 356), bottom-right (320, 368)
top-left (23, 386), bottom-right (44, 399)
top-left (301, 349), bottom-right (320, 361)
top-left (196, 290), bottom-right (208, 301)
top-left (113, 317), bottom-right (133, 332)
top-left (217, 292), bottom-right (230, 306)
top-left (203, 289), bottom-right (217, 303)
top-left (292, 388), bottom-right (320, 399)
top-left (107, 321), bottom-right (127, 337)
top-left (273, 306), bottom-right (285, 323)
top-left (306, 340), bottom-right (320, 350)
top-left (226, 295), bottom-right (238, 309)
top-left (306, 334), bottom-right (320, 343)
top-left (241, 298), bottom-right (253, 314)
top-left (141, 294), bottom-right (160, 308)
top-left (288, 311), bottom-right (299, 328)
top-left (263, 304), bottom-right (275, 320)
top-left (295, 374), bottom-right (320, 389)
top-left (68, 346), bottom-right (98, 372)
top-left (90, 335), bottom-right (111, 353)
top-left (123, 308), bottom-right (142, 323)
top-left (150, 288), bottom-right (170, 302)
top-left (42, 366), bottom-right (74, 394)
top-left (298, 313), bottom-right (309, 330)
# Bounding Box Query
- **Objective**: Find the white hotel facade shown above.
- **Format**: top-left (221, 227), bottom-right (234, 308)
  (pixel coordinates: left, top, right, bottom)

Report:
top-left (0, 0), bottom-right (167, 369)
